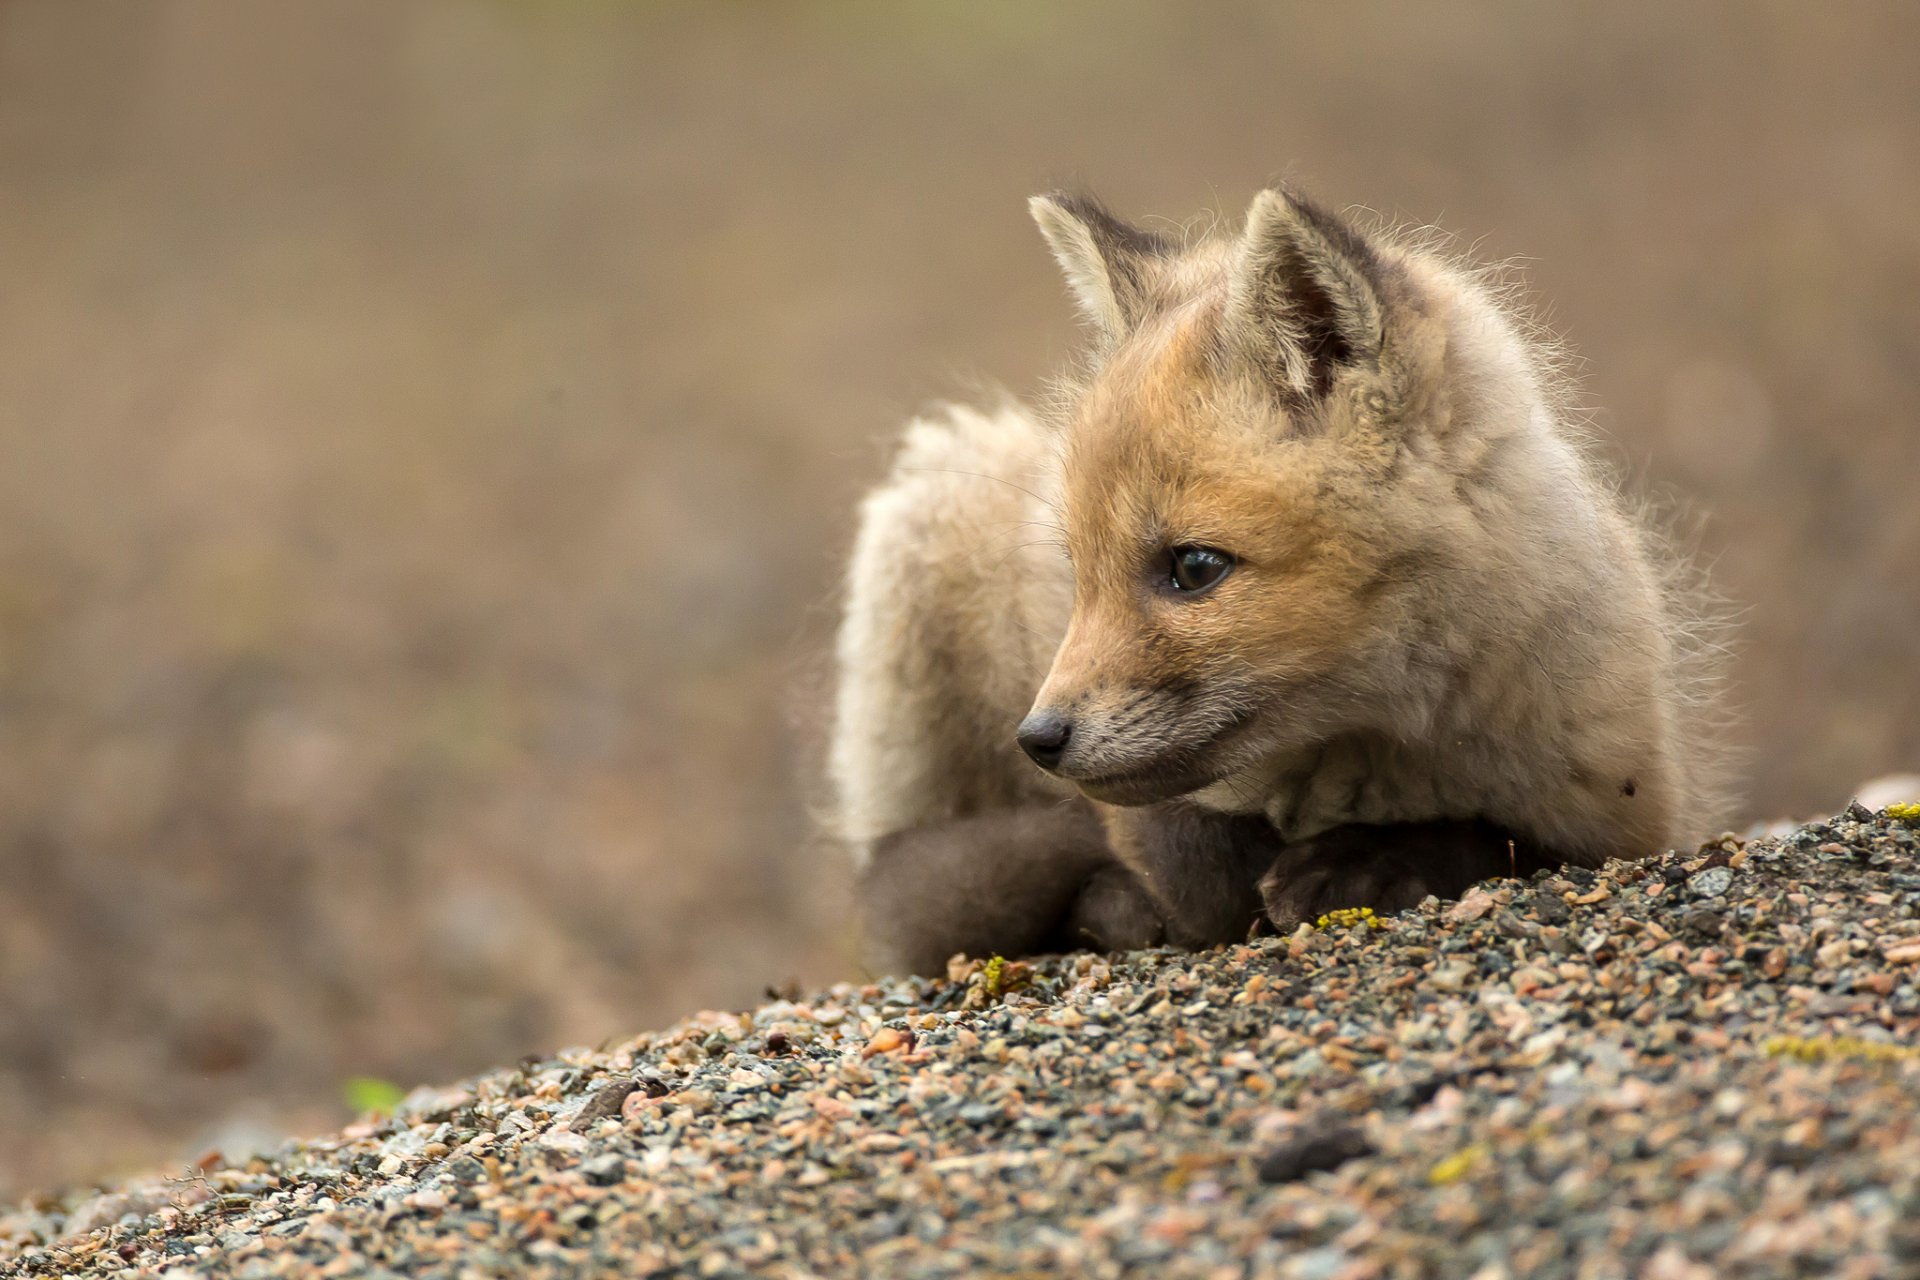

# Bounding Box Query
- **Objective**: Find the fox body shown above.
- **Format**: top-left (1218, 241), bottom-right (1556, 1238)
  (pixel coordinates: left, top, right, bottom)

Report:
top-left (833, 188), bottom-right (1732, 975)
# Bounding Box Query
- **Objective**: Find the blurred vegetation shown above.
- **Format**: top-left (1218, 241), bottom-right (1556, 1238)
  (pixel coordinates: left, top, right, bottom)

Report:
top-left (340, 1078), bottom-right (408, 1119)
top-left (1, 0), bottom-right (1916, 1199)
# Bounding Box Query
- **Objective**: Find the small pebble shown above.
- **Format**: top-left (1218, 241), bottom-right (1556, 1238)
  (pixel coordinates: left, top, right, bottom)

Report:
top-left (569, 1079), bottom-right (639, 1131)
top-left (1689, 865), bottom-right (1735, 897)
top-left (1256, 1119), bottom-right (1373, 1183)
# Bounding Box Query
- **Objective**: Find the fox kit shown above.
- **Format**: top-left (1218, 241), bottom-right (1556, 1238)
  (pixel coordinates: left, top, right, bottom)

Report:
top-left (833, 186), bottom-right (1732, 975)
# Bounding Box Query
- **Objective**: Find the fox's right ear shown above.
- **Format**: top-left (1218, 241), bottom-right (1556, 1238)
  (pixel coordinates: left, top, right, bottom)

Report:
top-left (1029, 194), bottom-right (1171, 345)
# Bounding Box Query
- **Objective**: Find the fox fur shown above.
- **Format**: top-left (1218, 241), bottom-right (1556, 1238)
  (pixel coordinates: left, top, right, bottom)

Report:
top-left (832, 186), bottom-right (1733, 975)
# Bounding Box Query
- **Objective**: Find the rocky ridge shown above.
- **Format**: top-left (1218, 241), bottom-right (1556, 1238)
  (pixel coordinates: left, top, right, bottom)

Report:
top-left (4, 807), bottom-right (1918, 1278)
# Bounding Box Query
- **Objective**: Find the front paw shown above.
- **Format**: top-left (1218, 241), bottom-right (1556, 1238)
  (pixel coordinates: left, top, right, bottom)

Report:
top-left (1063, 864), bottom-right (1166, 953)
top-left (1258, 830), bottom-right (1436, 934)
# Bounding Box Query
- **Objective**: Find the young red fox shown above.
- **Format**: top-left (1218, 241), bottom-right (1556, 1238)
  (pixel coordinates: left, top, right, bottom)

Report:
top-left (832, 187), bottom-right (1733, 975)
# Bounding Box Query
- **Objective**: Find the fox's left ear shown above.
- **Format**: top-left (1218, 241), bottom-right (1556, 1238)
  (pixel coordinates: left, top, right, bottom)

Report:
top-left (1224, 188), bottom-right (1386, 401)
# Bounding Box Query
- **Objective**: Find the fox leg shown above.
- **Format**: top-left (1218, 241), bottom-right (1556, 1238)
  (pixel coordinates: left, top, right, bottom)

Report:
top-left (831, 405), bottom-right (1157, 973)
top-left (859, 802), bottom-right (1162, 976)
top-left (1256, 820), bottom-right (1556, 933)
top-left (1105, 804), bottom-right (1557, 941)
top-left (1061, 862), bottom-right (1166, 955)
top-left (1100, 803), bottom-right (1278, 949)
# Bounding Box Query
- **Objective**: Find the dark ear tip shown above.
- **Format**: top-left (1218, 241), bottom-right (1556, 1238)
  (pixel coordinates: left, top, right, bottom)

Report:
top-left (1248, 181), bottom-right (1307, 204)
top-left (1274, 184), bottom-right (1335, 227)
top-left (1042, 192), bottom-right (1174, 256)
top-left (1048, 191), bottom-right (1118, 226)
top-left (1247, 184), bottom-right (1330, 236)
top-left (1256, 185), bottom-right (1378, 269)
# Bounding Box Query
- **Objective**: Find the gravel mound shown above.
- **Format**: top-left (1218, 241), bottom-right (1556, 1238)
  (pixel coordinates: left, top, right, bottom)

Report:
top-left (6, 808), bottom-right (1919, 1278)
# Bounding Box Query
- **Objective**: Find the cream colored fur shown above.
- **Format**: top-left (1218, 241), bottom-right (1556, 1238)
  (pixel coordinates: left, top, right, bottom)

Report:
top-left (830, 403), bottom-right (1075, 863)
top-left (830, 190), bottom-right (1733, 882)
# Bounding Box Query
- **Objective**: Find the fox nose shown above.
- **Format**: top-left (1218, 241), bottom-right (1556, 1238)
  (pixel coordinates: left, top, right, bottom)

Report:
top-left (1016, 709), bottom-right (1073, 770)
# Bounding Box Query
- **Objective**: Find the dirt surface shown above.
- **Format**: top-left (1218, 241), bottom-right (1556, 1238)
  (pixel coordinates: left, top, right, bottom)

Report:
top-left (6, 807), bottom-right (1917, 1278)
top-left (3, 2), bottom-right (1919, 1197)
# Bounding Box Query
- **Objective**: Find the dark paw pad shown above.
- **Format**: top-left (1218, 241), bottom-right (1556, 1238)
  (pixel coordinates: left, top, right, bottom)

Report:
top-left (1258, 832), bottom-right (1435, 934)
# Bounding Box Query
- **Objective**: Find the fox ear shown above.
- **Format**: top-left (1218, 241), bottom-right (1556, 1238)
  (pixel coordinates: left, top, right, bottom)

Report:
top-left (1029, 194), bottom-right (1172, 345)
top-left (1225, 188), bottom-right (1385, 401)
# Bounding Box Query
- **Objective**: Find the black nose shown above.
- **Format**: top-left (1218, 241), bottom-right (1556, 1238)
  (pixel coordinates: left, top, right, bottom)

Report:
top-left (1016, 709), bottom-right (1073, 769)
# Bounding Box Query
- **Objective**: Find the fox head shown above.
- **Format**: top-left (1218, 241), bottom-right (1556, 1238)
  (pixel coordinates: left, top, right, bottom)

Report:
top-left (1018, 188), bottom-right (1495, 808)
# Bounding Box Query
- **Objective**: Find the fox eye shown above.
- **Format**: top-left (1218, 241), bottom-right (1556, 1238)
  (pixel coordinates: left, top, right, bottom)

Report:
top-left (1167, 545), bottom-right (1234, 594)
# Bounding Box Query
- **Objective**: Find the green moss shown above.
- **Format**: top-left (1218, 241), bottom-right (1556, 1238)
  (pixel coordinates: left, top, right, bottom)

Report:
top-left (1765, 1035), bottom-right (1919, 1065)
top-left (961, 954), bottom-right (1033, 1009)
top-left (982, 954), bottom-right (1008, 996)
top-left (1314, 906), bottom-right (1385, 932)
top-left (342, 1076), bottom-right (408, 1116)
top-left (1427, 1143), bottom-right (1489, 1186)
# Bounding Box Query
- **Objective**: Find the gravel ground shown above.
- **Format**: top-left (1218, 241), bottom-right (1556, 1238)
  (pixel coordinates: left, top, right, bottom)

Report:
top-left (5, 806), bottom-right (1919, 1279)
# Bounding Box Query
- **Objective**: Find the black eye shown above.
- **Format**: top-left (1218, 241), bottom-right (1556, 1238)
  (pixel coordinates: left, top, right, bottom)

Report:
top-left (1168, 545), bottom-right (1234, 594)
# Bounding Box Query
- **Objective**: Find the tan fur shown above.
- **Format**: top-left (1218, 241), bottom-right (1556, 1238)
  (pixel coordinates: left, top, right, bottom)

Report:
top-left (830, 187), bottom-right (1734, 949)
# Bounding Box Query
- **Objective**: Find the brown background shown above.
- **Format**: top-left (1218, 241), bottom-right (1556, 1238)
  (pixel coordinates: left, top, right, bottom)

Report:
top-left (1, 1), bottom-right (1916, 1200)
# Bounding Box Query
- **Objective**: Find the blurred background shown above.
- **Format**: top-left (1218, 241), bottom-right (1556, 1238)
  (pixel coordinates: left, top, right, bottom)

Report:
top-left (1, 0), bottom-right (1916, 1202)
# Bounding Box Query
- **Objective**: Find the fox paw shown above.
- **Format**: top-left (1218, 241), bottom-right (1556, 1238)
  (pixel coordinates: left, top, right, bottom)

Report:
top-left (1063, 864), bottom-right (1166, 953)
top-left (1257, 830), bottom-right (1439, 934)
